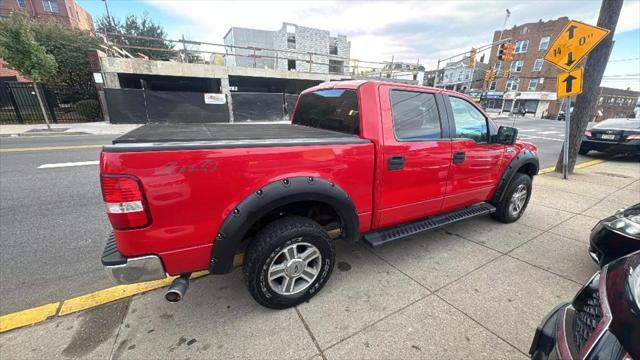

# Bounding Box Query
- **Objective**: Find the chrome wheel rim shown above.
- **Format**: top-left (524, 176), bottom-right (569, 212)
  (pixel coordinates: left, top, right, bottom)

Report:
top-left (509, 184), bottom-right (528, 217)
top-left (268, 240), bottom-right (322, 296)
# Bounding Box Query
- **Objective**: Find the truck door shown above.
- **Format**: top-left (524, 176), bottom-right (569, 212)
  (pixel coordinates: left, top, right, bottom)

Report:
top-left (375, 85), bottom-right (452, 228)
top-left (441, 94), bottom-right (504, 212)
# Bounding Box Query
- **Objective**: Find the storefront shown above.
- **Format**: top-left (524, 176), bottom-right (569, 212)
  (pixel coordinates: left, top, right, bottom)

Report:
top-left (483, 91), bottom-right (504, 110)
top-left (502, 91), bottom-right (557, 118)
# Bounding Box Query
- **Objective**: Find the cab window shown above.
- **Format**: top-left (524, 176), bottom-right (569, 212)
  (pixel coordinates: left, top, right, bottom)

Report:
top-left (449, 97), bottom-right (488, 143)
top-left (390, 90), bottom-right (442, 141)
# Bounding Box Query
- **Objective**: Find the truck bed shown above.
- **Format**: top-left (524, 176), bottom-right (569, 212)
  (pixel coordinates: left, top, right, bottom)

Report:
top-left (113, 123), bottom-right (362, 145)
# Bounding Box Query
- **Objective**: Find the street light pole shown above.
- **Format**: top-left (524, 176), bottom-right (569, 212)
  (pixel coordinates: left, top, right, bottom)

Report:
top-left (103, 0), bottom-right (114, 35)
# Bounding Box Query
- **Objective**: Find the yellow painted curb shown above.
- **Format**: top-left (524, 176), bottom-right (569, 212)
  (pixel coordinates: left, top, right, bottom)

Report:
top-left (0, 271), bottom-right (208, 333)
top-left (0, 144), bottom-right (103, 153)
top-left (0, 302), bottom-right (59, 333)
top-left (539, 159), bottom-right (606, 175)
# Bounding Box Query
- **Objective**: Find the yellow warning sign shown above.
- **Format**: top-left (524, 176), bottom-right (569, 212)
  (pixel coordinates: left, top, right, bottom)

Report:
top-left (545, 20), bottom-right (610, 71)
top-left (557, 68), bottom-right (583, 98)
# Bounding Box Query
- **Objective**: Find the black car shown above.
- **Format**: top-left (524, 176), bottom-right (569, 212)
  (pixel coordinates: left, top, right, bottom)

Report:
top-left (580, 118), bottom-right (640, 156)
top-left (590, 203), bottom-right (640, 267)
top-left (529, 251), bottom-right (640, 360)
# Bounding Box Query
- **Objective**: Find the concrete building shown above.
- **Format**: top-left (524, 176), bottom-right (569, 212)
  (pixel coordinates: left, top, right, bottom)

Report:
top-left (0, 0), bottom-right (93, 30)
top-left (366, 62), bottom-right (425, 82)
top-left (440, 57), bottom-right (488, 93)
top-left (224, 23), bottom-right (350, 75)
top-left (423, 68), bottom-right (444, 87)
top-left (485, 17), bottom-right (569, 117)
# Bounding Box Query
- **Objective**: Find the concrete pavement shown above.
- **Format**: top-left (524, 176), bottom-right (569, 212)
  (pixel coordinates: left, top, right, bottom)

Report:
top-left (0, 122), bottom-right (139, 137)
top-left (2, 159), bottom-right (638, 359)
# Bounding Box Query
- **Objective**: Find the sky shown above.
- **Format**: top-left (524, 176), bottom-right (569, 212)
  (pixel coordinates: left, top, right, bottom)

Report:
top-left (77, 0), bottom-right (640, 90)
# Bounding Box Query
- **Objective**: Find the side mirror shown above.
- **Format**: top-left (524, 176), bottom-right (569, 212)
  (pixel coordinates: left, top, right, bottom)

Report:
top-left (496, 126), bottom-right (518, 145)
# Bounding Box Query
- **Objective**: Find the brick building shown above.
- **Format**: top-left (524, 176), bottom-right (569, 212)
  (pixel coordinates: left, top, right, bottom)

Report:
top-left (591, 87), bottom-right (640, 122)
top-left (0, 0), bottom-right (94, 81)
top-left (224, 22), bottom-right (350, 75)
top-left (485, 17), bottom-right (570, 118)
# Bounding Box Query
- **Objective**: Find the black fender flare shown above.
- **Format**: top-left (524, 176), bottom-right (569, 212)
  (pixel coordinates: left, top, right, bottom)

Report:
top-left (491, 150), bottom-right (539, 204)
top-left (209, 176), bottom-right (359, 274)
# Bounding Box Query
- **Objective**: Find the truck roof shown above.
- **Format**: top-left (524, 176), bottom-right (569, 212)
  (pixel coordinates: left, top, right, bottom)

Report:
top-left (302, 80), bottom-right (458, 96)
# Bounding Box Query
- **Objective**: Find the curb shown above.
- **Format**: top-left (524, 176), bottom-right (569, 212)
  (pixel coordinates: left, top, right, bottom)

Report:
top-left (0, 158), bottom-right (610, 334)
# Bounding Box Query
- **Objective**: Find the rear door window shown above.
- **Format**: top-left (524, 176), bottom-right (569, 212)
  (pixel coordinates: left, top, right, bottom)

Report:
top-left (293, 89), bottom-right (360, 135)
top-left (390, 90), bottom-right (442, 140)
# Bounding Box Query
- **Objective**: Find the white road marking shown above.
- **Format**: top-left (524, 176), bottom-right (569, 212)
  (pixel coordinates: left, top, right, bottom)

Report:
top-left (539, 131), bottom-right (560, 134)
top-left (38, 161), bottom-right (99, 169)
top-left (519, 135), bottom-right (564, 142)
top-left (518, 129), bottom-right (538, 132)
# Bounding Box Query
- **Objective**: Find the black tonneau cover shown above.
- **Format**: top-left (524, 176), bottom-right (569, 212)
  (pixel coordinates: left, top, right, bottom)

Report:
top-left (106, 123), bottom-right (368, 152)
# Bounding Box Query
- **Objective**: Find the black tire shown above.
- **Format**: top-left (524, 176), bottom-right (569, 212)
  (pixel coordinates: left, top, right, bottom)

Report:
top-left (491, 173), bottom-right (532, 223)
top-left (243, 216), bottom-right (335, 309)
top-left (578, 146), bottom-right (590, 155)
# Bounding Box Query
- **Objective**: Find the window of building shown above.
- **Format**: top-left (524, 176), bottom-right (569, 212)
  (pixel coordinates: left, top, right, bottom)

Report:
top-left (598, 96), bottom-right (604, 105)
top-left (42, 0), bottom-right (58, 12)
top-left (521, 26), bottom-right (529, 35)
top-left (506, 79), bottom-right (519, 91)
top-left (449, 96), bottom-right (488, 143)
top-left (464, 71), bottom-right (471, 80)
top-left (329, 60), bottom-right (343, 74)
top-left (494, 62), bottom-right (501, 71)
top-left (17, 0), bottom-right (27, 8)
top-left (390, 90), bottom-right (442, 140)
top-left (489, 81), bottom-right (497, 90)
top-left (293, 89), bottom-right (360, 135)
top-left (510, 60), bottom-right (524, 72)
top-left (329, 39), bottom-right (338, 55)
top-left (287, 59), bottom-right (296, 71)
top-left (514, 40), bottom-right (529, 53)
top-left (287, 34), bottom-right (296, 49)
top-left (528, 79), bottom-right (538, 91)
top-left (539, 36), bottom-right (550, 50)
top-left (533, 59), bottom-right (543, 72)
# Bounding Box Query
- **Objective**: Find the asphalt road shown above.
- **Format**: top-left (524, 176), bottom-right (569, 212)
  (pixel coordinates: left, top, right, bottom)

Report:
top-left (0, 123), bottom-right (614, 315)
top-left (0, 135), bottom-right (115, 314)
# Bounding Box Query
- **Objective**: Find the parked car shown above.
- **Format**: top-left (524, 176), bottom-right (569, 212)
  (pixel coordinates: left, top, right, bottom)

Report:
top-left (589, 203), bottom-right (640, 267)
top-left (580, 118), bottom-right (640, 156)
top-left (100, 80), bottom-right (539, 309)
top-left (529, 251), bottom-right (640, 360)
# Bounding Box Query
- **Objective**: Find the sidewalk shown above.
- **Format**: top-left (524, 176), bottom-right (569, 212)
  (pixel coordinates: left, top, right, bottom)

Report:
top-left (0, 122), bottom-right (140, 136)
top-left (1, 159), bottom-right (638, 359)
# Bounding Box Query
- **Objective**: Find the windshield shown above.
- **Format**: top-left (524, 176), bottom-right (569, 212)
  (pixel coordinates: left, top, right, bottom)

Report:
top-left (594, 118), bottom-right (640, 130)
top-left (292, 89), bottom-right (360, 135)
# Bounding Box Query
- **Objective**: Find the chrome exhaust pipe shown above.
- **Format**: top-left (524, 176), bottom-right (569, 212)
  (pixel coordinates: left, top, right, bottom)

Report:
top-left (165, 274), bottom-right (190, 303)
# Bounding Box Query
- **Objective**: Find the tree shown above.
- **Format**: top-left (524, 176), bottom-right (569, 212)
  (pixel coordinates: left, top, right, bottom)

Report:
top-left (555, 0), bottom-right (624, 173)
top-left (0, 12), bottom-right (57, 82)
top-left (31, 20), bottom-right (101, 91)
top-left (96, 13), bottom-right (174, 60)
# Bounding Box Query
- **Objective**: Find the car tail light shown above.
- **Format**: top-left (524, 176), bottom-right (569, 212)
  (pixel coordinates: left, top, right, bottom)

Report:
top-left (101, 175), bottom-right (150, 230)
top-left (584, 130), bottom-right (592, 138)
top-left (626, 134), bottom-right (640, 140)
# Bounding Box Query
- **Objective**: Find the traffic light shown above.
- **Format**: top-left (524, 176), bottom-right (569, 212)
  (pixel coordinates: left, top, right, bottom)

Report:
top-left (503, 42), bottom-right (515, 62)
top-left (484, 69), bottom-right (497, 82)
top-left (497, 43), bottom-right (507, 61)
top-left (469, 48), bottom-right (477, 68)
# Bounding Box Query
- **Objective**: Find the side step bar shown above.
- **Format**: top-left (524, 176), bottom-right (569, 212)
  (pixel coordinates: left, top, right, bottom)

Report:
top-left (362, 202), bottom-right (496, 247)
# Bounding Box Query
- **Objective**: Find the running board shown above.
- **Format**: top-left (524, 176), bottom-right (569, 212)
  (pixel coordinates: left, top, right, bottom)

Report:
top-left (362, 202), bottom-right (496, 247)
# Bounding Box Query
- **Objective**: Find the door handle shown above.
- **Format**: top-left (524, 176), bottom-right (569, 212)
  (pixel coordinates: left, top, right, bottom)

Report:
top-left (453, 152), bottom-right (465, 164)
top-left (388, 155), bottom-right (405, 170)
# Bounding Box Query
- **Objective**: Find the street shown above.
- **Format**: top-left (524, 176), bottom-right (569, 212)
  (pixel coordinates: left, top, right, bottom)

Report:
top-left (0, 121), bottom-right (619, 315)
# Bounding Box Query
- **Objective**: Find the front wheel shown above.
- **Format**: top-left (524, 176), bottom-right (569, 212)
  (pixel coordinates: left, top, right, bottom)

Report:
top-left (243, 216), bottom-right (335, 309)
top-left (491, 173), bottom-right (532, 223)
top-left (578, 145), bottom-right (590, 155)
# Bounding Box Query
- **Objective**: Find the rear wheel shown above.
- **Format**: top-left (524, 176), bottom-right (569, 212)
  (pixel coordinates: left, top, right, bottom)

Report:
top-left (243, 216), bottom-right (335, 309)
top-left (491, 173), bottom-right (532, 223)
top-left (579, 144), bottom-right (590, 155)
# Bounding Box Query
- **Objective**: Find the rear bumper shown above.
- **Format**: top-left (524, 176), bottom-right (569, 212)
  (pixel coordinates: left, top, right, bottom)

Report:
top-left (101, 233), bottom-right (167, 285)
top-left (581, 138), bottom-right (640, 154)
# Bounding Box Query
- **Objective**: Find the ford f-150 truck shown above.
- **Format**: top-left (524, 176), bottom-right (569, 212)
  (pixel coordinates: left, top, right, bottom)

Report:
top-left (100, 80), bottom-right (539, 309)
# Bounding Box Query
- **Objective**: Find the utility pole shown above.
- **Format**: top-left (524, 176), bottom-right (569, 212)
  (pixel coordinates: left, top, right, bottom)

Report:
top-left (102, 0), bottom-right (113, 34)
top-left (554, 0), bottom-right (624, 173)
top-left (485, 9), bottom-right (510, 108)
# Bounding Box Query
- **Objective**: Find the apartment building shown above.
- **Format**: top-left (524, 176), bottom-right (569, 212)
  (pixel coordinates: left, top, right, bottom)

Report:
top-left (0, 0), bottom-right (93, 30)
top-left (440, 57), bottom-right (489, 93)
top-left (485, 17), bottom-right (569, 117)
top-left (224, 22), bottom-right (351, 75)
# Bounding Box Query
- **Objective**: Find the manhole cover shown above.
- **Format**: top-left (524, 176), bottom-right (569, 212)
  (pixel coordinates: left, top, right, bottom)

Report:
top-left (594, 171), bottom-right (632, 179)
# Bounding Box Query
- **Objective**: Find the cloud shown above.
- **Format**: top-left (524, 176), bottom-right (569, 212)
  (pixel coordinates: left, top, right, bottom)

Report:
top-left (146, 0), bottom-right (639, 71)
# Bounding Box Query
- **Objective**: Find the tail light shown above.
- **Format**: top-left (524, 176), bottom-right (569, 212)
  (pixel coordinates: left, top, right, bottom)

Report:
top-left (626, 134), bottom-right (640, 140)
top-left (584, 130), bottom-right (592, 138)
top-left (101, 175), bottom-right (150, 230)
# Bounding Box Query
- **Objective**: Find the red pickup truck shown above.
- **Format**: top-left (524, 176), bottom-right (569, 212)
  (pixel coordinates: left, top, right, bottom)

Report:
top-left (100, 80), bottom-right (539, 309)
